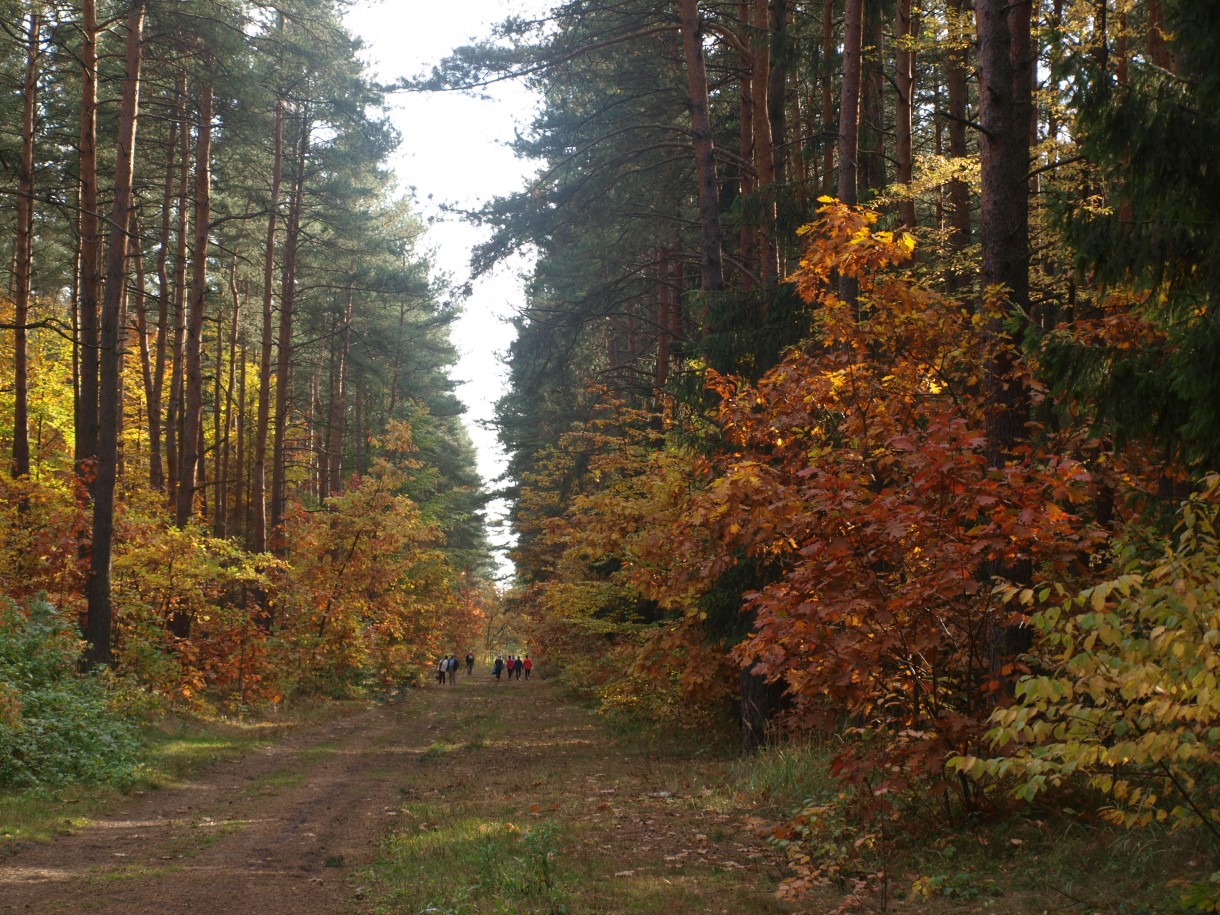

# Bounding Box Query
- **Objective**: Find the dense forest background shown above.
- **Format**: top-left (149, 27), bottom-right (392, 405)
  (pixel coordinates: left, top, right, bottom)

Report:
top-left (3, 0), bottom-right (1220, 907)
top-left (0, 0), bottom-right (497, 733)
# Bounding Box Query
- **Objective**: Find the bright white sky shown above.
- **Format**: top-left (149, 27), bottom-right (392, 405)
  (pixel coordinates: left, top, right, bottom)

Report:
top-left (343, 0), bottom-right (551, 574)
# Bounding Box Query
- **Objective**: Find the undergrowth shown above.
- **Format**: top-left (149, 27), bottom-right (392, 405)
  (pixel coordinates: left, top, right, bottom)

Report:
top-left (0, 598), bottom-right (140, 789)
top-left (729, 738), bottom-right (1220, 913)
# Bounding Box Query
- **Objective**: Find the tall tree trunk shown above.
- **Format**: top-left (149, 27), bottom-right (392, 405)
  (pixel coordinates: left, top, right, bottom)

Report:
top-left (945, 0), bottom-right (973, 284)
top-left (135, 212), bottom-right (158, 477)
top-left (150, 95), bottom-right (180, 491)
top-left (211, 298), bottom-right (225, 533)
top-left (270, 110), bottom-right (310, 550)
top-left (306, 362), bottom-right (320, 500)
top-left (166, 80), bottom-right (190, 510)
top-left (387, 297), bottom-right (405, 420)
top-left (251, 95), bottom-right (285, 553)
top-left (750, 0), bottom-right (778, 290)
top-left (76, 0), bottom-right (99, 483)
top-left (819, 0), bottom-right (836, 196)
top-left (11, 8), bottom-right (40, 480)
top-left (895, 0), bottom-right (918, 228)
top-left (234, 340), bottom-right (247, 536)
top-left (767, 0), bottom-right (789, 189)
top-left (976, 0), bottom-right (1034, 663)
top-left (176, 75), bottom-right (214, 527)
top-left (217, 263), bottom-right (241, 536)
top-left (655, 245), bottom-right (672, 391)
top-left (324, 287), bottom-right (353, 499)
top-left (85, 0), bottom-right (145, 669)
top-left (859, 0), bottom-right (887, 195)
top-left (677, 0), bottom-right (726, 293)
top-left (839, 0), bottom-right (864, 207)
top-left (977, 0), bottom-right (1033, 456)
top-left (737, 0), bottom-right (756, 292)
top-left (838, 0), bottom-right (864, 305)
top-left (1144, 0), bottom-right (1171, 68)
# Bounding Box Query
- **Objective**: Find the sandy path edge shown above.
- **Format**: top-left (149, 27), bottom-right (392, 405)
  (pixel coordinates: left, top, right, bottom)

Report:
top-left (0, 694), bottom-right (428, 914)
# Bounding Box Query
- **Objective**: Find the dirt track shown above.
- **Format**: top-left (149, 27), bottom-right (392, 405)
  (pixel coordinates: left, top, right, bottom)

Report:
top-left (0, 694), bottom-right (415, 914)
top-left (0, 675), bottom-right (790, 914)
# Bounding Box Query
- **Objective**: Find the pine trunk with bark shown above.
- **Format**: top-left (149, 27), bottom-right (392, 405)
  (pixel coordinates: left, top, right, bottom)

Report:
top-left (945, 0), bottom-right (973, 284)
top-left (251, 95), bottom-right (285, 553)
top-left (895, 0), bottom-right (917, 228)
top-left (976, 0), bottom-right (1035, 665)
top-left (11, 8), bottom-right (40, 480)
top-left (176, 76), bottom-right (214, 527)
top-left (323, 288), bottom-right (353, 499)
top-left (750, 0), bottom-right (778, 291)
top-left (860, 0), bottom-right (887, 196)
top-left (85, 0), bottom-right (145, 669)
top-left (677, 0), bottom-right (726, 293)
top-left (216, 263), bottom-right (241, 536)
top-left (149, 98), bottom-right (180, 491)
top-left (76, 0), bottom-right (100, 485)
top-left (819, 0), bottom-right (835, 196)
top-left (838, 0), bottom-right (864, 305)
top-left (270, 111), bottom-right (310, 551)
top-left (165, 81), bottom-right (191, 511)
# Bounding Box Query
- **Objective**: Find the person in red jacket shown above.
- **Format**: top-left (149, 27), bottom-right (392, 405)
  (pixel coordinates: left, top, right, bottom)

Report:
top-left (522, 655), bottom-right (533, 679)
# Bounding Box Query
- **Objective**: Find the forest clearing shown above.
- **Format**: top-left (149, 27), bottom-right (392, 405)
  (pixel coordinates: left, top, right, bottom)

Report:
top-left (4, 0), bottom-right (1220, 912)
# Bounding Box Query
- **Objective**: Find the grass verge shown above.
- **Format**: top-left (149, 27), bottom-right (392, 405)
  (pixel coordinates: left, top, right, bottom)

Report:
top-left (0, 699), bottom-right (348, 851)
top-left (725, 738), bottom-right (1219, 913)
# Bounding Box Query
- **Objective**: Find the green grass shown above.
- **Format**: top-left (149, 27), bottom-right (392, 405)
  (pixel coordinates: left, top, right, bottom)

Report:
top-left (421, 739), bottom-right (461, 761)
top-left (360, 705), bottom-right (792, 915)
top-left (360, 802), bottom-right (570, 915)
top-left (723, 739), bottom-right (1220, 913)
top-left (726, 737), bottom-right (839, 818)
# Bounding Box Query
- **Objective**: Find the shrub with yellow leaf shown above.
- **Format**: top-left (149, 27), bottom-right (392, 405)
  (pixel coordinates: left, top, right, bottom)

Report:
top-left (952, 475), bottom-right (1220, 844)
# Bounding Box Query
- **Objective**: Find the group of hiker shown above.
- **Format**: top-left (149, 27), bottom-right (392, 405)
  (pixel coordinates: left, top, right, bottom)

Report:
top-left (492, 654), bottom-right (531, 681)
top-left (435, 653), bottom-right (471, 684)
top-left (434, 652), bottom-right (533, 684)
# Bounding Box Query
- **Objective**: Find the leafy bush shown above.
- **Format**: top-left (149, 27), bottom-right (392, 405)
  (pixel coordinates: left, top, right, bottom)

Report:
top-left (953, 475), bottom-right (1220, 846)
top-left (0, 598), bottom-right (140, 788)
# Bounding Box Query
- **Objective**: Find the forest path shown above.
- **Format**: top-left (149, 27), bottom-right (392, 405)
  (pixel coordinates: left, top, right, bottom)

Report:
top-left (0, 673), bottom-right (790, 914)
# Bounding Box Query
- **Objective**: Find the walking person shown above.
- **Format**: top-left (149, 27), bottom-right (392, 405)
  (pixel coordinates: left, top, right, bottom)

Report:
top-left (447, 654), bottom-right (458, 685)
top-left (493, 655), bottom-right (504, 681)
top-left (465, 652), bottom-right (475, 675)
top-left (523, 655), bottom-right (533, 680)
top-left (436, 656), bottom-right (447, 685)
top-left (514, 656), bottom-right (524, 680)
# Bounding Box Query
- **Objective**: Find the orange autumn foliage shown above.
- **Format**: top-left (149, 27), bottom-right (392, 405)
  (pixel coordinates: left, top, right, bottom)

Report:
top-left (687, 202), bottom-right (1109, 781)
top-left (273, 422), bottom-right (457, 694)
